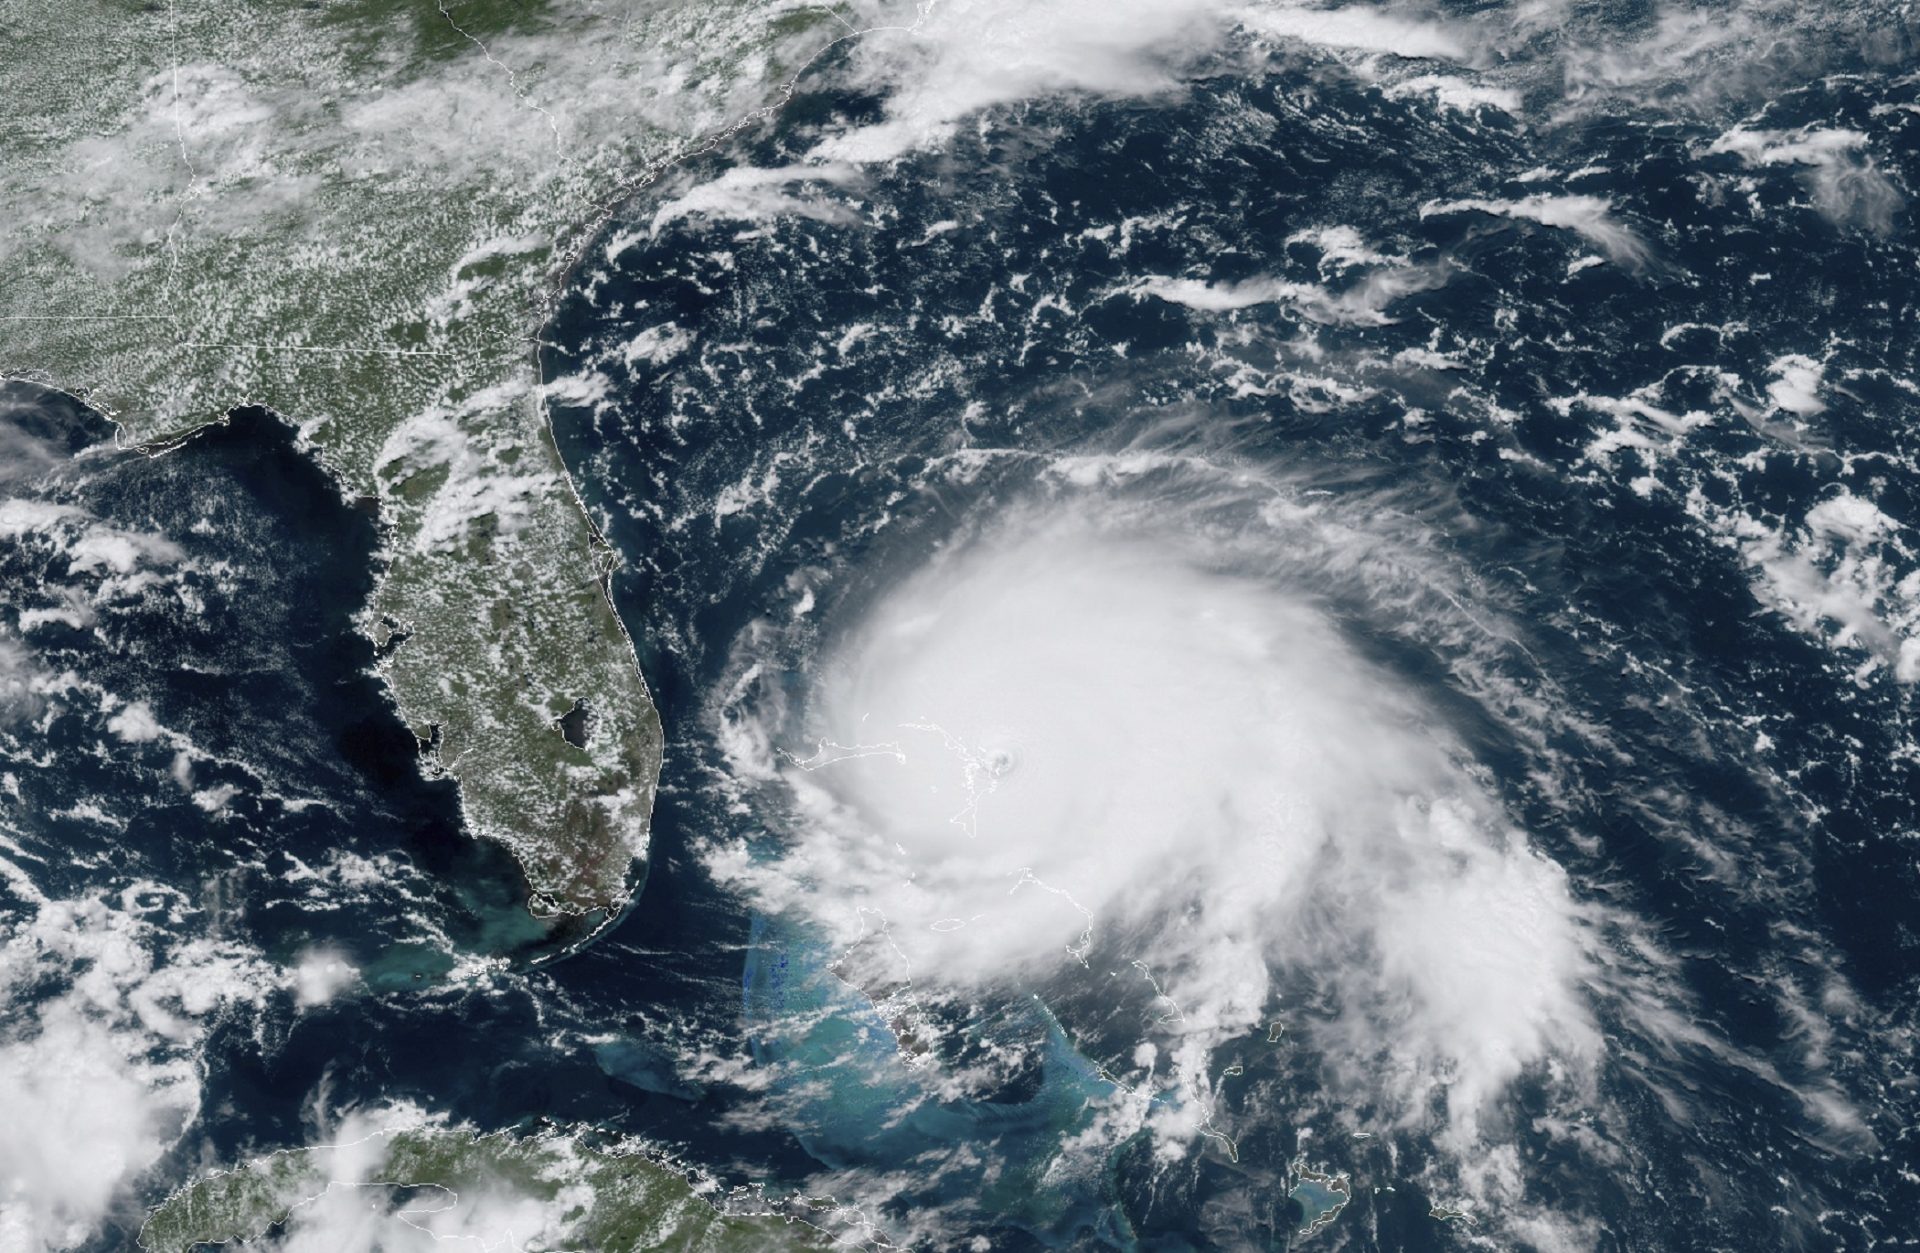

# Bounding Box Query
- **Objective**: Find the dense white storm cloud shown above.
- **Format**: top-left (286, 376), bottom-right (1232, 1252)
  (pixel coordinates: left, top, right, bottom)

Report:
top-left (0, 887), bottom-right (276, 1251)
top-left (712, 461), bottom-right (1605, 1161)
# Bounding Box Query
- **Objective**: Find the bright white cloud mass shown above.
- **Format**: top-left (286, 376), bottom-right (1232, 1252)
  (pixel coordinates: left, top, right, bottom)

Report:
top-left (711, 456), bottom-right (1612, 1199)
top-left (0, 887), bottom-right (276, 1251)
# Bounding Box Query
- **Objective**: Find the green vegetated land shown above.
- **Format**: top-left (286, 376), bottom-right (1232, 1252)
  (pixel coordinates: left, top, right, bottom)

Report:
top-left (0, 0), bottom-right (849, 914)
top-left (139, 1125), bottom-right (847, 1251)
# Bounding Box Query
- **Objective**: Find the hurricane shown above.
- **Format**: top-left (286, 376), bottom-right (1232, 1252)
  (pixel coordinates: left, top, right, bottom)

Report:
top-left (533, 0), bottom-right (1920, 1242)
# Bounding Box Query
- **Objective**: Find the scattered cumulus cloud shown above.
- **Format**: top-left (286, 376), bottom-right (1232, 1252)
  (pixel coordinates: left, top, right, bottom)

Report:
top-left (1708, 125), bottom-right (1903, 233)
top-left (1421, 194), bottom-right (1649, 266)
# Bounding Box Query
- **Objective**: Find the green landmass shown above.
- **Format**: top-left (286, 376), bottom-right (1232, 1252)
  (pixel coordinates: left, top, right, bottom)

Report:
top-left (139, 1124), bottom-right (847, 1251)
top-left (0, 0), bottom-right (851, 915)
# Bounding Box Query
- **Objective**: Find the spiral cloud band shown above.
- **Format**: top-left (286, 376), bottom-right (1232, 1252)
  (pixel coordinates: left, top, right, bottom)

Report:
top-left (714, 457), bottom-right (1604, 1179)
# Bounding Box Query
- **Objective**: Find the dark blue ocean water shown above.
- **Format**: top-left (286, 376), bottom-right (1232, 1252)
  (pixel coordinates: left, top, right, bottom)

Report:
top-left (536, 32), bottom-right (1920, 1252)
